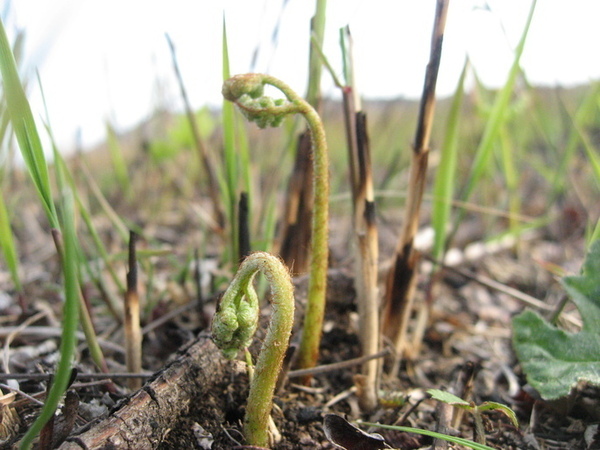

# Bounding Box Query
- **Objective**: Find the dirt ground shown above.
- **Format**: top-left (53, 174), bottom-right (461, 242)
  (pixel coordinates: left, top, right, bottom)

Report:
top-left (1, 173), bottom-right (598, 449)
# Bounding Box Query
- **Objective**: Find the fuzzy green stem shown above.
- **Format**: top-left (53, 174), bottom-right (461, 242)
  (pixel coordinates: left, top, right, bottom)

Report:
top-left (212, 252), bottom-right (294, 447)
top-left (222, 74), bottom-right (329, 376)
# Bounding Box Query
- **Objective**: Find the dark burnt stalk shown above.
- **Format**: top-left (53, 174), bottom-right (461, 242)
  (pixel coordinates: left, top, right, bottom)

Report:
top-left (381, 0), bottom-right (449, 375)
top-left (238, 191), bottom-right (251, 262)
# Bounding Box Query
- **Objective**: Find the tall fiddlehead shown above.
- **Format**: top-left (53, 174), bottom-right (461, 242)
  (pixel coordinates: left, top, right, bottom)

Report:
top-left (222, 74), bottom-right (329, 376)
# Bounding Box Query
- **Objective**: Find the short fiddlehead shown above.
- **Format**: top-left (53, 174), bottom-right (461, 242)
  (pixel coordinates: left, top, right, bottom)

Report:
top-left (212, 251), bottom-right (295, 447)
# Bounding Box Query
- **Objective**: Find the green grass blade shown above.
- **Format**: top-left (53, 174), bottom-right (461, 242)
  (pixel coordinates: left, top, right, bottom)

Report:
top-left (498, 127), bottom-right (520, 234)
top-left (19, 191), bottom-right (79, 449)
top-left (306, 0), bottom-right (327, 107)
top-left (0, 18), bottom-right (58, 228)
top-left (58, 151), bottom-right (127, 298)
top-left (551, 82), bottom-right (600, 196)
top-left (221, 17), bottom-right (238, 263)
top-left (255, 189), bottom-right (277, 254)
top-left (359, 422), bottom-right (496, 450)
top-left (54, 150), bottom-right (126, 294)
top-left (460, 0), bottom-right (537, 204)
top-left (554, 85), bottom-right (600, 241)
top-left (0, 31), bottom-right (24, 169)
top-left (105, 121), bottom-right (131, 197)
top-left (79, 159), bottom-right (129, 241)
top-left (312, 31), bottom-right (343, 89)
top-left (54, 166), bottom-right (111, 375)
top-left (0, 23), bottom-right (81, 445)
top-left (0, 189), bottom-right (21, 290)
top-left (566, 108), bottom-right (600, 188)
top-left (220, 18), bottom-right (252, 258)
top-left (431, 58), bottom-right (468, 260)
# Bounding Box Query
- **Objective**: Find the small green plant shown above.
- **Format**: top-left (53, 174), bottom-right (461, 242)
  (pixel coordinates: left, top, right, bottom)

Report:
top-left (212, 251), bottom-right (294, 447)
top-left (326, 414), bottom-right (498, 450)
top-left (327, 390), bottom-right (517, 449)
top-left (427, 389), bottom-right (518, 446)
top-left (222, 73), bottom-right (329, 374)
top-left (513, 239), bottom-right (600, 400)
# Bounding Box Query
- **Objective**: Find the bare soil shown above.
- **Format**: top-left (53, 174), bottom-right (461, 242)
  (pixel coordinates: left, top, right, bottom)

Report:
top-left (0, 159), bottom-right (598, 449)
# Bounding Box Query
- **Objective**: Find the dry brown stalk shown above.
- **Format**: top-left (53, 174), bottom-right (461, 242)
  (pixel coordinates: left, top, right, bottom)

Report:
top-left (381, 0), bottom-right (450, 372)
top-left (124, 231), bottom-right (142, 391)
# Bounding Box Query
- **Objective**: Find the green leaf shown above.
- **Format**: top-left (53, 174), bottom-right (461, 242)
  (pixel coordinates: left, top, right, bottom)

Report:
top-left (427, 389), bottom-right (471, 408)
top-left (512, 240), bottom-right (600, 400)
top-left (221, 17), bottom-right (239, 264)
top-left (478, 402), bottom-right (519, 428)
top-left (431, 57), bottom-right (468, 261)
top-left (0, 17), bottom-right (58, 228)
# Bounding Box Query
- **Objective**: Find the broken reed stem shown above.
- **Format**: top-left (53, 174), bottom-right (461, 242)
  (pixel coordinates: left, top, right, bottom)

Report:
top-left (352, 111), bottom-right (380, 411)
top-left (382, 0), bottom-right (449, 373)
top-left (124, 231), bottom-right (142, 391)
top-left (339, 26), bottom-right (380, 411)
top-left (166, 34), bottom-right (224, 231)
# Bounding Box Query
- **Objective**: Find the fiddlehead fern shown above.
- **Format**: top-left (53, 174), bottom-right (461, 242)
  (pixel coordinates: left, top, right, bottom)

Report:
top-left (222, 74), bottom-right (329, 377)
top-left (212, 251), bottom-right (294, 447)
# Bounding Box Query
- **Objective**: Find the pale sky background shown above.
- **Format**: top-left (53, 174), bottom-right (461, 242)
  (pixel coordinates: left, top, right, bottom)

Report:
top-left (3, 0), bottom-right (600, 153)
